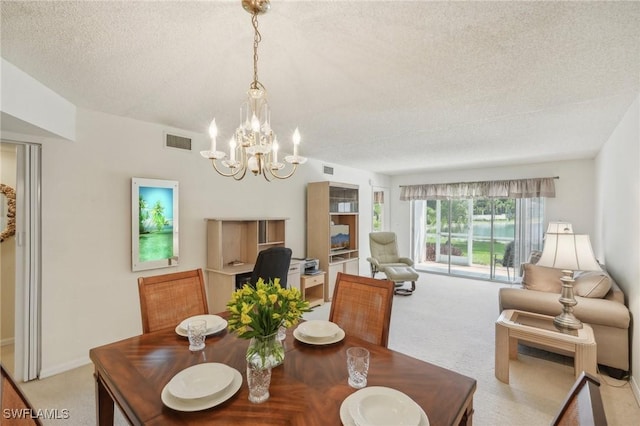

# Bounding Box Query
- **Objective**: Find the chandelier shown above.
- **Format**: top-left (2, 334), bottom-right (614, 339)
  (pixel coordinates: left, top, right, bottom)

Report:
top-left (200, 0), bottom-right (306, 181)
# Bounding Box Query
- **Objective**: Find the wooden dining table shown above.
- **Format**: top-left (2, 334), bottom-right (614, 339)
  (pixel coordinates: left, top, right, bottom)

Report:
top-left (89, 319), bottom-right (476, 426)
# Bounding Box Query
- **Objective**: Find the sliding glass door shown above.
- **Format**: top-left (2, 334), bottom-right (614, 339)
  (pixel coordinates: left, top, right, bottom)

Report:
top-left (414, 197), bottom-right (531, 282)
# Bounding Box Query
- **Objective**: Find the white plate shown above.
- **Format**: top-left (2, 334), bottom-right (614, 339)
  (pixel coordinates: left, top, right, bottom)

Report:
top-left (297, 320), bottom-right (341, 338)
top-left (161, 368), bottom-right (242, 412)
top-left (167, 363), bottom-right (235, 400)
top-left (340, 387), bottom-right (429, 426)
top-left (175, 315), bottom-right (227, 337)
top-left (293, 327), bottom-right (345, 345)
top-left (349, 387), bottom-right (421, 426)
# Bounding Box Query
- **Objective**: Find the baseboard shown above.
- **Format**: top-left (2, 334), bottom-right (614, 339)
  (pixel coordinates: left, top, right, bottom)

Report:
top-left (39, 356), bottom-right (91, 379)
top-left (631, 375), bottom-right (640, 408)
top-left (1, 337), bottom-right (15, 347)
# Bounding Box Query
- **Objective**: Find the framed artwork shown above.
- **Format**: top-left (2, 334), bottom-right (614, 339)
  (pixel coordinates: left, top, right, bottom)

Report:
top-left (131, 178), bottom-right (179, 271)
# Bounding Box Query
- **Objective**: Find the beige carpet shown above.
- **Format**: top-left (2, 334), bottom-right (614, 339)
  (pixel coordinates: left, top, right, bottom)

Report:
top-left (16, 273), bottom-right (640, 425)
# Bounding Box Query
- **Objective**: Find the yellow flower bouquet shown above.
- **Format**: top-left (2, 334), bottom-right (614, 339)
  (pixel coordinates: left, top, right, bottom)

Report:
top-left (227, 278), bottom-right (311, 367)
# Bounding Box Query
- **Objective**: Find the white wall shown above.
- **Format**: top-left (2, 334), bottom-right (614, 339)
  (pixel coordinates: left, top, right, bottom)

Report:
top-left (595, 95), bottom-right (640, 400)
top-left (389, 160), bottom-right (597, 259)
top-left (36, 108), bottom-right (387, 376)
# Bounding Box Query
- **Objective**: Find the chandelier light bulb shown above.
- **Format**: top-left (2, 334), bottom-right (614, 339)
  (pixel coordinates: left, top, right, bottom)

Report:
top-left (229, 137), bottom-right (237, 162)
top-left (273, 139), bottom-right (279, 163)
top-left (251, 114), bottom-right (260, 133)
top-left (293, 127), bottom-right (301, 156)
top-left (208, 119), bottom-right (218, 151)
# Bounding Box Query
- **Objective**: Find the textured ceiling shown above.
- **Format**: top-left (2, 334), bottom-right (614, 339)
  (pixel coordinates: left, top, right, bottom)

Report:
top-left (2, 1), bottom-right (639, 175)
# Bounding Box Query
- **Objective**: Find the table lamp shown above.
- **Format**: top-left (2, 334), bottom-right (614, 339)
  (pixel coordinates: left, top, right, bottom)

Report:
top-left (537, 224), bottom-right (601, 330)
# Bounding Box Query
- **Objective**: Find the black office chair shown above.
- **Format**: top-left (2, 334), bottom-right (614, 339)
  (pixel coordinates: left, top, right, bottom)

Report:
top-left (251, 247), bottom-right (293, 288)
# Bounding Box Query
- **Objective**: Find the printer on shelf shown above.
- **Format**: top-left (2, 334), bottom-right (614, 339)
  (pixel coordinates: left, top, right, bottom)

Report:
top-left (304, 258), bottom-right (321, 275)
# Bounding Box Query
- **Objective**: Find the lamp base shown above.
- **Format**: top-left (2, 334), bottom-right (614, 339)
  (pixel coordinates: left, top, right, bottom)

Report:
top-left (554, 270), bottom-right (583, 331)
top-left (553, 312), bottom-right (583, 330)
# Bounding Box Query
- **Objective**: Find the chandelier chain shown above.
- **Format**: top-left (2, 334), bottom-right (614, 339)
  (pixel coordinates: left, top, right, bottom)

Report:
top-left (251, 11), bottom-right (261, 89)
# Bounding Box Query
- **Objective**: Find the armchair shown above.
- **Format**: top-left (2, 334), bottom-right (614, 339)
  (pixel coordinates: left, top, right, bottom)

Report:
top-left (366, 232), bottom-right (414, 278)
top-left (367, 232), bottom-right (419, 295)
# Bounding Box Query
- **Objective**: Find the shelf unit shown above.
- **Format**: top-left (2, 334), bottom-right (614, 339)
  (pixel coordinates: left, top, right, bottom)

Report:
top-left (301, 273), bottom-right (325, 308)
top-left (306, 181), bottom-right (359, 301)
top-left (205, 217), bottom-right (298, 313)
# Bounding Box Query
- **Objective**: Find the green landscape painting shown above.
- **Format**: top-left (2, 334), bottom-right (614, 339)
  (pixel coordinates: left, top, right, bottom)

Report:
top-left (138, 185), bottom-right (174, 262)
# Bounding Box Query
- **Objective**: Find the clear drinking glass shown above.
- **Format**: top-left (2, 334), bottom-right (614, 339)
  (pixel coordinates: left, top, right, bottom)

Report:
top-left (187, 319), bottom-right (207, 351)
top-left (347, 347), bottom-right (370, 388)
top-left (247, 363), bottom-right (272, 403)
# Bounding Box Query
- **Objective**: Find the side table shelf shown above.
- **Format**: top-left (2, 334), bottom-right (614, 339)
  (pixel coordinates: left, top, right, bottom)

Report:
top-left (301, 273), bottom-right (325, 308)
top-left (495, 309), bottom-right (597, 384)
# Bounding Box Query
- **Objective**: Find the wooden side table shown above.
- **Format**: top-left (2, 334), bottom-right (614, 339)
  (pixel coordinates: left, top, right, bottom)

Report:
top-left (301, 272), bottom-right (325, 307)
top-left (495, 309), bottom-right (597, 384)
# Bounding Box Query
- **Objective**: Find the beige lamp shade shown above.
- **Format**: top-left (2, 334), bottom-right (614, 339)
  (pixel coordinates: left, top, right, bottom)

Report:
top-left (537, 234), bottom-right (601, 272)
top-left (546, 222), bottom-right (574, 234)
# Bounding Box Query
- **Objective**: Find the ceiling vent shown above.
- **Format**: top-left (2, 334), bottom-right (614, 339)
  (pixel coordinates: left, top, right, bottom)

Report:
top-left (165, 133), bottom-right (192, 151)
top-left (323, 165), bottom-right (334, 175)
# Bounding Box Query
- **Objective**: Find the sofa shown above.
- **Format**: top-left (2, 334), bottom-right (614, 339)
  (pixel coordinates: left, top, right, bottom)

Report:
top-left (498, 262), bottom-right (630, 374)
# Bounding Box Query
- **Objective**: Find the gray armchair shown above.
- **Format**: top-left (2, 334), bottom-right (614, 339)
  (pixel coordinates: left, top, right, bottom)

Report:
top-left (366, 232), bottom-right (414, 278)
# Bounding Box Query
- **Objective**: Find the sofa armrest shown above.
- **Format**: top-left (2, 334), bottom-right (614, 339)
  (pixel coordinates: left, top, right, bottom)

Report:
top-left (498, 287), bottom-right (630, 329)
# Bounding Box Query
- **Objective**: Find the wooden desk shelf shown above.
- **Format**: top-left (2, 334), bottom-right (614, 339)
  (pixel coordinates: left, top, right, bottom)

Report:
top-left (205, 217), bottom-right (298, 313)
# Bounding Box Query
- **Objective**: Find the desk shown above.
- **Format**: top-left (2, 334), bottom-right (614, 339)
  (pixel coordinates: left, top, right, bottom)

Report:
top-left (206, 260), bottom-right (303, 313)
top-left (90, 322), bottom-right (476, 425)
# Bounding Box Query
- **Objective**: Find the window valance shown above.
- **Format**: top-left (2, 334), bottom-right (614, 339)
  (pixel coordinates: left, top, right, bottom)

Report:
top-left (399, 177), bottom-right (556, 200)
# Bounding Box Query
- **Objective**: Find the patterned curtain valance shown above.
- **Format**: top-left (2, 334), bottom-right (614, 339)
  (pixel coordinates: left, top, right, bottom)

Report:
top-left (399, 177), bottom-right (556, 201)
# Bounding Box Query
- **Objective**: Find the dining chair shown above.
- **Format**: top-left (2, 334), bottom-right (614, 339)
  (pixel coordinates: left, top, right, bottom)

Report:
top-left (1, 363), bottom-right (43, 425)
top-left (493, 240), bottom-right (515, 280)
top-left (250, 247), bottom-right (292, 288)
top-left (551, 371), bottom-right (607, 426)
top-left (329, 272), bottom-right (394, 347)
top-left (138, 268), bottom-right (209, 333)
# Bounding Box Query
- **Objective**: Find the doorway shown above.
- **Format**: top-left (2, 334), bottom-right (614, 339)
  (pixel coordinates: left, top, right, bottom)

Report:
top-left (372, 186), bottom-right (389, 232)
top-left (0, 141), bottom-right (42, 381)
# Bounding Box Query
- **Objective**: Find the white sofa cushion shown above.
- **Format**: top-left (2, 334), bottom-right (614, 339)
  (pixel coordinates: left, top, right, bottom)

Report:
top-left (573, 271), bottom-right (612, 298)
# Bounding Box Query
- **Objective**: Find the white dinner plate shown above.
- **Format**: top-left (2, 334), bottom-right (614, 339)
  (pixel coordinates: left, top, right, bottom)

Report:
top-left (349, 387), bottom-right (421, 426)
top-left (167, 363), bottom-right (235, 400)
top-left (293, 327), bottom-right (345, 345)
top-left (175, 315), bottom-right (227, 337)
top-left (297, 320), bottom-right (341, 338)
top-left (161, 368), bottom-right (242, 412)
top-left (340, 387), bottom-right (429, 426)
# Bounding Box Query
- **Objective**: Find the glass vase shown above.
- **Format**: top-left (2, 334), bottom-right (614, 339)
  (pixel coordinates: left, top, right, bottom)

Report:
top-left (246, 332), bottom-right (285, 369)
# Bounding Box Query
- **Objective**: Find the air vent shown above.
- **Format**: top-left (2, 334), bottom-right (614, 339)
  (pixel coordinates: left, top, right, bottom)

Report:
top-left (323, 165), bottom-right (334, 175)
top-left (165, 133), bottom-right (192, 151)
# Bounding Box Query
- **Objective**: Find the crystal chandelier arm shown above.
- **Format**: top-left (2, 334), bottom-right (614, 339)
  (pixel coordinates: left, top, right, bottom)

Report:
top-left (210, 159), bottom-right (244, 178)
top-left (267, 163), bottom-right (298, 180)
